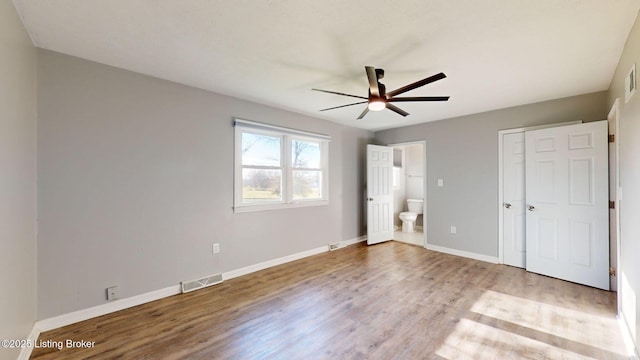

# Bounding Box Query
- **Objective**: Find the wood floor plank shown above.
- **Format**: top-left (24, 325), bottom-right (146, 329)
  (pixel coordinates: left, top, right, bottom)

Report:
top-left (31, 241), bottom-right (627, 359)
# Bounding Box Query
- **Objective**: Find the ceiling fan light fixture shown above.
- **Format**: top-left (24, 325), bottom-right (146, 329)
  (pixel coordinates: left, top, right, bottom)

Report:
top-left (314, 66), bottom-right (448, 119)
top-left (368, 100), bottom-right (386, 111)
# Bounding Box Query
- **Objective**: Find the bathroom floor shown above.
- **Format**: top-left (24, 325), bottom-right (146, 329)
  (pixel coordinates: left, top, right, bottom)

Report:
top-left (393, 230), bottom-right (424, 247)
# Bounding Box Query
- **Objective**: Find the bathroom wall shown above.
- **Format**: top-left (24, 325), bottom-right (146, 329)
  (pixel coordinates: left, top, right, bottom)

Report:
top-left (405, 144), bottom-right (424, 200)
top-left (404, 144), bottom-right (424, 228)
top-left (393, 148), bottom-right (406, 228)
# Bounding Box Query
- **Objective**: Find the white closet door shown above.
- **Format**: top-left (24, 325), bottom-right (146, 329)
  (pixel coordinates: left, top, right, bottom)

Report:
top-left (525, 121), bottom-right (609, 290)
top-left (503, 132), bottom-right (526, 268)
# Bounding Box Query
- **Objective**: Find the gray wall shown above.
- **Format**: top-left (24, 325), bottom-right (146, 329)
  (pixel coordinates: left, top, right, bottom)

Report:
top-left (375, 92), bottom-right (608, 258)
top-left (37, 49), bottom-right (373, 319)
top-left (0, 1), bottom-right (37, 359)
top-left (608, 8), bottom-right (640, 349)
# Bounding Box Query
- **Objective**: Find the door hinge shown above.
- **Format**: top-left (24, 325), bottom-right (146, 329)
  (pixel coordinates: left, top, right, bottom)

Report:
top-left (610, 267), bottom-right (617, 276)
top-left (609, 200), bottom-right (615, 209)
top-left (609, 134), bottom-right (615, 143)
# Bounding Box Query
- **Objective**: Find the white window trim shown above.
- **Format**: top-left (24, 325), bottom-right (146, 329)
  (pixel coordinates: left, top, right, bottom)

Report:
top-left (233, 119), bottom-right (330, 213)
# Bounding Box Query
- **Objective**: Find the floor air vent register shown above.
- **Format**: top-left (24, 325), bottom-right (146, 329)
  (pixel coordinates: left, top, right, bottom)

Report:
top-left (181, 273), bottom-right (223, 293)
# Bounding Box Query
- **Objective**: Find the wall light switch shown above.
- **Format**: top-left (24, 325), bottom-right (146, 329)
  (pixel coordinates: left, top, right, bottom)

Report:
top-left (450, 226), bottom-right (457, 234)
top-left (213, 243), bottom-right (220, 254)
top-left (438, 179), bottom-right (444, 187)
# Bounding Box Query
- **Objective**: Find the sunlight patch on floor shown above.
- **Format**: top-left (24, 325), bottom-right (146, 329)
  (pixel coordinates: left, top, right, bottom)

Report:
top-left (436, 289), bottom-right (630, 359)
top-left (436, 318), bottom-right (603, 359)
top-left (468, 290), bottom-right (625, 355)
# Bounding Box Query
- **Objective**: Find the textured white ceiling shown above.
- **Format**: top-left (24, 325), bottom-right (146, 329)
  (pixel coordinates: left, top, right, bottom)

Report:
top-left (12, 0), bottom-right (640, 131)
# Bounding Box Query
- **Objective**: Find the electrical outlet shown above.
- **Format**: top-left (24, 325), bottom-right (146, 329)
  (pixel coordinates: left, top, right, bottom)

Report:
top-left (450, 226), bottom-right (457, 234)
top-left (106, 286), bottom-right (119, 301)
top-left (213, 243), bottom-right (220, 254)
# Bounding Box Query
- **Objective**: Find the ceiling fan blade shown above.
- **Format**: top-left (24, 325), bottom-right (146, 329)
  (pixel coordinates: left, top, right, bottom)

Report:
top-left (312, 88), bottom-right (368, 100)
top-left (319, 101), bottom-right (368, 112)
top-left (357, 107), bottom-right (369, 120)
top-left (386, 103), bottom-right (409, 117)
top-left (387, 96), bottom-right (450, 102)
top-left (365, 66), bottom-right (381, 97)
top-left (386, 72), bottom-right (447, 98)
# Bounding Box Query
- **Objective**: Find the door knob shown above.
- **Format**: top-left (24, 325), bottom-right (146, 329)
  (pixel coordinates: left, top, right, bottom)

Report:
top-left (504, 203), bottom-right (512, 209)
top-left (528, 205), bottom-right (535, 211)
top-left (367, 197), bottom-right (373, 201)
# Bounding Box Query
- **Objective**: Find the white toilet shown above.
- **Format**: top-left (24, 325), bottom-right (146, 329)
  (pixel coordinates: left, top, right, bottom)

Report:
top-left (399, 199), bottom-right (423, 233)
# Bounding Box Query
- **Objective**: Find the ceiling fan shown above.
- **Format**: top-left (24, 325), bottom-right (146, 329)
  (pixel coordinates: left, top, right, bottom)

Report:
top-left (313, 66), bottom-right (449, 119)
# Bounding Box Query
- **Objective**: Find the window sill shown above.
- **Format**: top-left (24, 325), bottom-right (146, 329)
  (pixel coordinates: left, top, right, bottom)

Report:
top-left (233, 200), bottom-right (329, 213)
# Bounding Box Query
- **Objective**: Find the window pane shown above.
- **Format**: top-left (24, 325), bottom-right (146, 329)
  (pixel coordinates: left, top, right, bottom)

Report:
top-left (242, 169), bottom-right (282, 201)
top-left (291, 140), bottom-right (321, 168)
top-left (292, 170), bottom-right (321, 200)
top-left (242, 132), bottom-right (281, 167)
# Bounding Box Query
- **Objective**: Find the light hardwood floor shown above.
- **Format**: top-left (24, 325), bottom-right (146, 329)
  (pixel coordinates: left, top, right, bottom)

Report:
top-left (31, 241), bottom-right (629, 359)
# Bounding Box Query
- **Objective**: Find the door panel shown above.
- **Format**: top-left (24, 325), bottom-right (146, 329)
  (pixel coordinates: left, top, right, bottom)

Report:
top-left (537, 217), bottom-right (557, 261)
top-left (525, 121), bottom-right (609, 290)
top-left (535, 160), bottom-right (557, 203)
top-left (569, 220), bottom-right (592, 266)
top-left (367, 145), bottom-right (394, 245)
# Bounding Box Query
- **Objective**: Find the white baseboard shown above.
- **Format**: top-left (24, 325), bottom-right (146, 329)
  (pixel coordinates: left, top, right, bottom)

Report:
top-left (30, 235), bottom-right (367, 338)
top-left (618, 315), bottom-right (640, 359)
top-left (425, 244), bottom-right (499, 264)
top-left (340, 235), bottom-right (367, 247)
top-left (36, 285), bottom-right (181, 332)
top-left (22, 285), bottom-right (181, 359)
top-left (17, 326), bottom-right (41, 360)
top-left (222, 246), bottom-right (328, 280)
top-left (223, 235), bottom-right (366, 280)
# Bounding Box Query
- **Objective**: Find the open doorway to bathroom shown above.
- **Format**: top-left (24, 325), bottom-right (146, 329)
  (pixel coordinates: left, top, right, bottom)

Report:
top-left (390, 141), bottom-right (426, 247)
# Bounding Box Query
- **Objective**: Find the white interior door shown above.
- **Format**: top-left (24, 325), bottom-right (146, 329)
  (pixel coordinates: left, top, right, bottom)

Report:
top-left (367, 144), bottom-right (394, 245)
top-left (525, 121), bottom-right (609, 290)
top-left (502, 132), bottom-right (526, 268)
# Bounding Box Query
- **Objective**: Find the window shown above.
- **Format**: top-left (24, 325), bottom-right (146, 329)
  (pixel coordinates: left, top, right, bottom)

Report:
top-left (234, 119), bottom-right (329, 212)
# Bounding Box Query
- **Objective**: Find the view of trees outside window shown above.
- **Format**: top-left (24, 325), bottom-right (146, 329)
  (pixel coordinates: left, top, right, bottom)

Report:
top-left (240, 132), bottom-right (323, 203)
top-left (241, 132), bottom-right (282, 201)
top-left (291, 140), bottom-right (322, 200)
top-left (235, 121), bottom-right (329, 211)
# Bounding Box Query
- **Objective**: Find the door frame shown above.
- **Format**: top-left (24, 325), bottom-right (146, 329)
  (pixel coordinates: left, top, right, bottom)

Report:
top-left (389, 140), bottom-right (428, 248)
top-left (497, 121), bottom-right (581, 264)
top-left (608, 99), bottom-right (621, 306)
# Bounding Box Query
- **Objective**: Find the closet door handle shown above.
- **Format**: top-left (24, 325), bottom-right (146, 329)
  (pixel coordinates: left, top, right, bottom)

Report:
top-left (504, 203), bottom-right (512, 209)
top-left (528, 205), bottom-right (535, 211)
